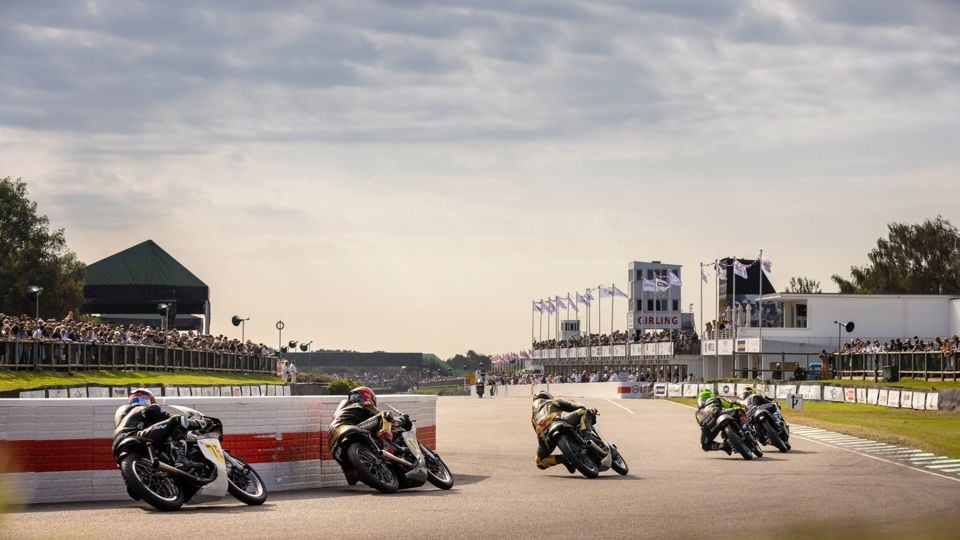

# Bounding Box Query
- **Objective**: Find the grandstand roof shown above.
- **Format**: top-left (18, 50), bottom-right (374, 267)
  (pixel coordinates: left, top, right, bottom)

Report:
top-left (82, 240), bottom-right (210, 315)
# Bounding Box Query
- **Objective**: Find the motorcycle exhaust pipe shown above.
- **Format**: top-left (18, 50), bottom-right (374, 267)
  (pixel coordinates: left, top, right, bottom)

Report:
top-left (153, 460), bottom-right (213, 484)
top-left (379, 450), bottom-right (415, 468)
top-left (587, 441), bottom-right (607, 454)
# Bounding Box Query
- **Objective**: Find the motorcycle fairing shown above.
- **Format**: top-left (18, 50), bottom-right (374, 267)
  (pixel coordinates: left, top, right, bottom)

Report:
top-left (188, 437), bottom-right (229, 503)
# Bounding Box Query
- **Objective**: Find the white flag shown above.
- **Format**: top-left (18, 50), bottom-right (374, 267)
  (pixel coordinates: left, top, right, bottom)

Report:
top-left (567, 294), bottom-right (578, 312)
top-left (532, 301), bottom-right (542, 313)
top-left (655, 278), bottom-right (670, 292)
top-left (599, 286), bottom-right (614, 298)
top-left (668, 271), bottom-right (682, 287)
top-left (612, 285), bottom-right (628, 298)
top-left (733, 260), bottom-right (749, 279)
top-left (761, 256), bottom-right (772, 273)
top-left (715, 261), bottom-right (727, 281)
top-left (581, 290), bottom-right (593, 306)
top-left (642, 278), bottom-right (657, 292)
top-left (544, 299), bottom-right (556, 314)
top-left (555, 296), bottom-right (567, 309)
top-left (701, 265), bottom-right (708, 284)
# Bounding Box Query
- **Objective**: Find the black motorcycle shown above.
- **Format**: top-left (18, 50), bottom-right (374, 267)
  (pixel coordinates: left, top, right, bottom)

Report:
top-left (330, 411), bottom-right (454, 494)
top-left (545, 409), bottom-right (629, 478)
top-left (747, 402), bottom-right (791, 452)
top-left (476, 382), bottom-right (485, 398)
top-left (112, 405), bottom-right (267, 511)
top-left (714, 408), bottom-right (764, 460)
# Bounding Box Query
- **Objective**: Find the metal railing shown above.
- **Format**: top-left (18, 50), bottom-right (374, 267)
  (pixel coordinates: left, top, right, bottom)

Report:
top-left (836, 351), bottom-right (959, 381)
top-left (0, 339), bottom-right (276, 374)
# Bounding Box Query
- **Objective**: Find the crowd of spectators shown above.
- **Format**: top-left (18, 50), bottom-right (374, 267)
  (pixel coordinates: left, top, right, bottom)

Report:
top-left (486, 367), bottom-right (689, 385)
top-left (0, 311), bottom-right (273, 357)
top-left (837, 335), bottom-right (960, 355)
top-left (533, 329), bottom-right (698, 351)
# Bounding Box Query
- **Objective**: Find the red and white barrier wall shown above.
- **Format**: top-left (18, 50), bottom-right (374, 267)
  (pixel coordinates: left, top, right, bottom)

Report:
top-left (0, 395), bottom-right (436, 505)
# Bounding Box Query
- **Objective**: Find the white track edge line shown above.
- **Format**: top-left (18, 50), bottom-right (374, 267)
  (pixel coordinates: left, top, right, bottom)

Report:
top-left (792, 434), bottom-right (960, 484)
top-left (604, 398), bottom-right (635, 414)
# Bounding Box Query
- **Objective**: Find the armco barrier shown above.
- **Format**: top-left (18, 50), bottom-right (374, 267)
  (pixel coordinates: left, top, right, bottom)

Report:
top-left (0, 394), bottom-right (436, 505)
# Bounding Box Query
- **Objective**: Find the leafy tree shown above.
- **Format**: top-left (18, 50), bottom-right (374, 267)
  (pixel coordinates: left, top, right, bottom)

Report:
top-left (784, 276), bottom-right (821, 294)
top-left (831, 216), bottom-right (960, 294)
top-left (327, 378), bottom-right (362, 394)
top-left (445, 350), bottom-right (491, 372)
top-left (0, 177), bottom-right (85, 317)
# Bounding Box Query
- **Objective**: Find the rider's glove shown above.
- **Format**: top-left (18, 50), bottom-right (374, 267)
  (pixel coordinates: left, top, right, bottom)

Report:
top-left (186, 417), bottom-right (208, 431)
top-left (377, 428), bottom-right (393, 441)
top-left (586, 408), bottom-right (598, 416)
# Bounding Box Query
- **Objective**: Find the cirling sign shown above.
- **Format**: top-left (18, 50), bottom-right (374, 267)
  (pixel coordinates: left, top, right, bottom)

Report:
top-left (276, 320), bottom-right (285, 331)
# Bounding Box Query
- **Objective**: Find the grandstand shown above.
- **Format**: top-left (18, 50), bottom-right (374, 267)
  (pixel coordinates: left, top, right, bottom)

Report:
top-left (285, 350), bottom-right (456, 376)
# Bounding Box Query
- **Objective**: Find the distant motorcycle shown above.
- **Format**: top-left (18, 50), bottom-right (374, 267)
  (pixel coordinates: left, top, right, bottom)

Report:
top-left (715, 408), bottom-right (764, 460)
top-left (545, 409), bottom-right (629, 478)
top-left (112, 405), bottom-right (267, 511)
top-left (476, 382), bottom-right (485, 398)
top-left (747, 402), bottom-right (791, 452)
top-left (329, 409), bottom-right (454, 494)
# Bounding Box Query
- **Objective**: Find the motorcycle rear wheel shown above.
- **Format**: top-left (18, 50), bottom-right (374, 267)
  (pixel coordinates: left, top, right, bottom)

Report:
top-left (421, 445), bottom-right (454, 490)
top-left (762, 419), bottom-right (790, 453)
top-left (722, 425), bottom-right (753, 460)
top-left (557, 434), bottom-right (599, 478)
top-left (120, 455), bottom-right (184, 511)
top-left (225, 452), bottom-right (268, 505)
top-left (347, 443), bottom-right (399, 493)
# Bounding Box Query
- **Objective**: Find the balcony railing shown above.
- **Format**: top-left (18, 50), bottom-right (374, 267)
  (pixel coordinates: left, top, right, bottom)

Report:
top-left (0, 339), bottom-right (276, 374)
top-left (835, 351), bottom-right (959, 381)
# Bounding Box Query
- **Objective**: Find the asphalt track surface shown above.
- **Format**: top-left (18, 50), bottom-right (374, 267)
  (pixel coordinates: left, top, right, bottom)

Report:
top-left (4, 396), bottom-right (960, 540)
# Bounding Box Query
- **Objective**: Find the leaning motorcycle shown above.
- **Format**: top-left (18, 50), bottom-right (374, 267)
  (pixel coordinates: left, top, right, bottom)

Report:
top-left (747, 402), bottom-right (791, 452)
top-left (546, 409), bottom-right (629, 478)
top-left (714, 408), bottom-right (764, 460)
top-left (330, 410), bottom-right (454, 494)
top-left (112, 405), bottom-right (268, 511)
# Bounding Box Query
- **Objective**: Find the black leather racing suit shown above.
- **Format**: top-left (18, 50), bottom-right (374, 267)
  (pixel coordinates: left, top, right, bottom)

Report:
top-left (328, 400), bottom-right (394, 450)
top-left (695, 397), bottom-right (744, 451)
top-left (531, 397), bottom-right (596, 469)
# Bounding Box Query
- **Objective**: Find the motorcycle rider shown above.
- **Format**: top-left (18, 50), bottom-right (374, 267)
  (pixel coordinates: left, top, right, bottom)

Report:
top-left (112, 388), bottom-right (208, 450)
top-left (531, 390), bottom-right (596, 473)
top-left (329, 386), bottom-right (406, 484)
top-left (695, 388), bottom-right (747, 455)
top-left (737, 386), bottom-right (776, 409)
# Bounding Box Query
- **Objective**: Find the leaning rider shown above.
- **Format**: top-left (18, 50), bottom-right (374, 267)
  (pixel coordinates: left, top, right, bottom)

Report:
top-left (329, 386), bottom-right (404, 483)
top-left (112, 388), bottom-right (208, 451)
top-left (736, 386), bottom-right (776, 410)
top-left (695, 388), bottom-right (745, 455)
top-left (531, 390), bottom-right (596, 473)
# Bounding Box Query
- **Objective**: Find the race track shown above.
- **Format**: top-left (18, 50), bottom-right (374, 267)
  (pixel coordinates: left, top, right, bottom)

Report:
top-left (3, 396), bottom-right (959, 540)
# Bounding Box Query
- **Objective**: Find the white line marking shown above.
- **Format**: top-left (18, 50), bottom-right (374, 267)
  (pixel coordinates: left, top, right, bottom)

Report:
top-left (791, 435), bottom-right (960, 484)
top-left (604, 398), bottom-right (635, 414)
top-left (925, 461), bottom-right (960, 469)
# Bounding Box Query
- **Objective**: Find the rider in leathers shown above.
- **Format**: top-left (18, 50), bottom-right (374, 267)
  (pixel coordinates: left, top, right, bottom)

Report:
top-left (329, 386), bottom-right (401, 484)
top-left (695, 388), bottom-right (746, 455)
top-left (112, 388), bottom-right (207, 452)
top-left (531, 391), bottom-right (596, 473)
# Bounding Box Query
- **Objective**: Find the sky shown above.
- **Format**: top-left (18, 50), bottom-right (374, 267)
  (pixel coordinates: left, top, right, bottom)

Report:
top-left (2, 0), bottom-right (959, 359)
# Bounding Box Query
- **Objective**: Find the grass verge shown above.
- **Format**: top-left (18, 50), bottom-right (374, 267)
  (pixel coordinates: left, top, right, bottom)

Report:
top-left (667, 397), bottom-right (960, 458)
top-left (707, 378), bottom-right (960, 391)
top-left (0, 369), bottom-right (281, 392)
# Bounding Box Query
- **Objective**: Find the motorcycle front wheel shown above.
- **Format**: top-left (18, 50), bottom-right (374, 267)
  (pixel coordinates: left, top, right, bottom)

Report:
top-left (722, 425), bottom-right (753, 460)
top-left (762, 418), bottom-right (790, 453)
top-left (225, 451), bottom-right (268, 505)
top-left (120, 455), bottom-right (184, 511)
top-left (421, 445), bottom-right (454, 490)
top-left (610, 447), bottom-right (629, 475)
top-left (347, 443), bottom-right (399, 493)
top-left (557, 434), bottom-right (599, 478)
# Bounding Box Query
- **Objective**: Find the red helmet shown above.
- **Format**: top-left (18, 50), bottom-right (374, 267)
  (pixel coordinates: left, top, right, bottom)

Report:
top-left (349, 386), bottom-right (377, 407)
top-left (128, 388), bottom-right (156, 406)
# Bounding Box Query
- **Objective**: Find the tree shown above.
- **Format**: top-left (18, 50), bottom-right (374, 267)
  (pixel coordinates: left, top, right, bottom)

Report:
top-left (0, 177), bottom-right (85, 317)
top-left (784, 276), bottom-right (821, 294)
top-left (831, 216), bottom-right (960, 294)
top-left (445, 350), bottom-right (492, 372)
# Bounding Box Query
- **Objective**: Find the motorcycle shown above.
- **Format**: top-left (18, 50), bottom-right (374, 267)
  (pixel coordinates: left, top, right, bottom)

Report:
top-left (112, 405), bottom-right (268, 511)
top-left (545, 409), bottom-right (629, 478)
top-left (329, 408), bottom-right (454, 494)
top-left (476, 381), bottom-right (485, 398)
top-left (747, 401), bottom-right (791, 452)
top-left (714, 408), bottom-right (764, 460)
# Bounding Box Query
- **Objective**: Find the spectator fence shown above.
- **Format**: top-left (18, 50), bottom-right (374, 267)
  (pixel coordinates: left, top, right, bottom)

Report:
top-left (0, 339), bottom-right (275, 374)
top-left (837, 351), bottom-right (959, 381)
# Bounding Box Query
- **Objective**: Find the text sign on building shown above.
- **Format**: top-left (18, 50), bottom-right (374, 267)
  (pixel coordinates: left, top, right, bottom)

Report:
top-left (636, 315), bottom-right (680, 327)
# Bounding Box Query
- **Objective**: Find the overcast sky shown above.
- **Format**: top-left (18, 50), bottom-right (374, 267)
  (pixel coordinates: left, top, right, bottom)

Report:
top-left (2, 0), bottom-right (959, 358)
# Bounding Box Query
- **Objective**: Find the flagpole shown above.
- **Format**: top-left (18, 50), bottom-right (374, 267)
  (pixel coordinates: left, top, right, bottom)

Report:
top-left (610, 283), bottom-right (615, 343)
top-left (531, 300), bottom-right (535, 347)
top-left (758, 249), bottom-right (764, 377)
top-left (732, 255), bottom-right (738, 379)
top-left (715, 259), bottom-right (720, 380)
top-left (539, 299), bottom-right (543, 343)
top-left (700, 263), bottom-right (705, 380)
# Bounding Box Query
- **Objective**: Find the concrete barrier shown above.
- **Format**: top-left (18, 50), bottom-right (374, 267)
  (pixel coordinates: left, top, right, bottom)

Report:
top-left (0, 394), bottom-right (436, 505)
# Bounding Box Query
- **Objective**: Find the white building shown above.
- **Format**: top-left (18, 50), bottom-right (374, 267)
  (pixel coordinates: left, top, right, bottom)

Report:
top-left (701, 293), bottom-right (960, 378)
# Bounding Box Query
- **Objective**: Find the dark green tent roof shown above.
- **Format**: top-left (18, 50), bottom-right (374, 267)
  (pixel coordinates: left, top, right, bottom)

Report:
top-left (82, 240), bottom-right (209, 315)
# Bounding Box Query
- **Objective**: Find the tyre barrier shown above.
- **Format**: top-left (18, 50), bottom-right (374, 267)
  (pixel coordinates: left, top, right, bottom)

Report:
top-left (0, 395), bottom-right (437, 505)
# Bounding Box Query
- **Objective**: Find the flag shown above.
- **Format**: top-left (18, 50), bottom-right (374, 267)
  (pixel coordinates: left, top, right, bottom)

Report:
top-left (532, 300), bottom-right (542, 313)
top-left (599, 286), bottom-right (614, 298)
top-left (655, 278), bottom-right (670, 292)
top-left (576, 292), bottom-right (587, 305)
top-left (642, 278), bottom-right (657, 292)
top-left (583, 289), bottom-right (594, 304)
top-left (715, 261), bottom-right (727, 280)
top-left (733, 260), bottom-right (748, 279)
top-left (701, 265), bottom-right (708, 284)
top-left (761, 256), bottom-right (772, 273)
top-left (555, 296), bottom-right (567, 309)
top-left (520, 350), bottom-right (531, 359)
top-left (567, 293), bottom-right (578, 312)
top-left (544, 299), bottom-right (556, 314)
top-left (612, 285), bottom-right (628, 298)
top-left (668, 271), bottom-right (682, 287)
